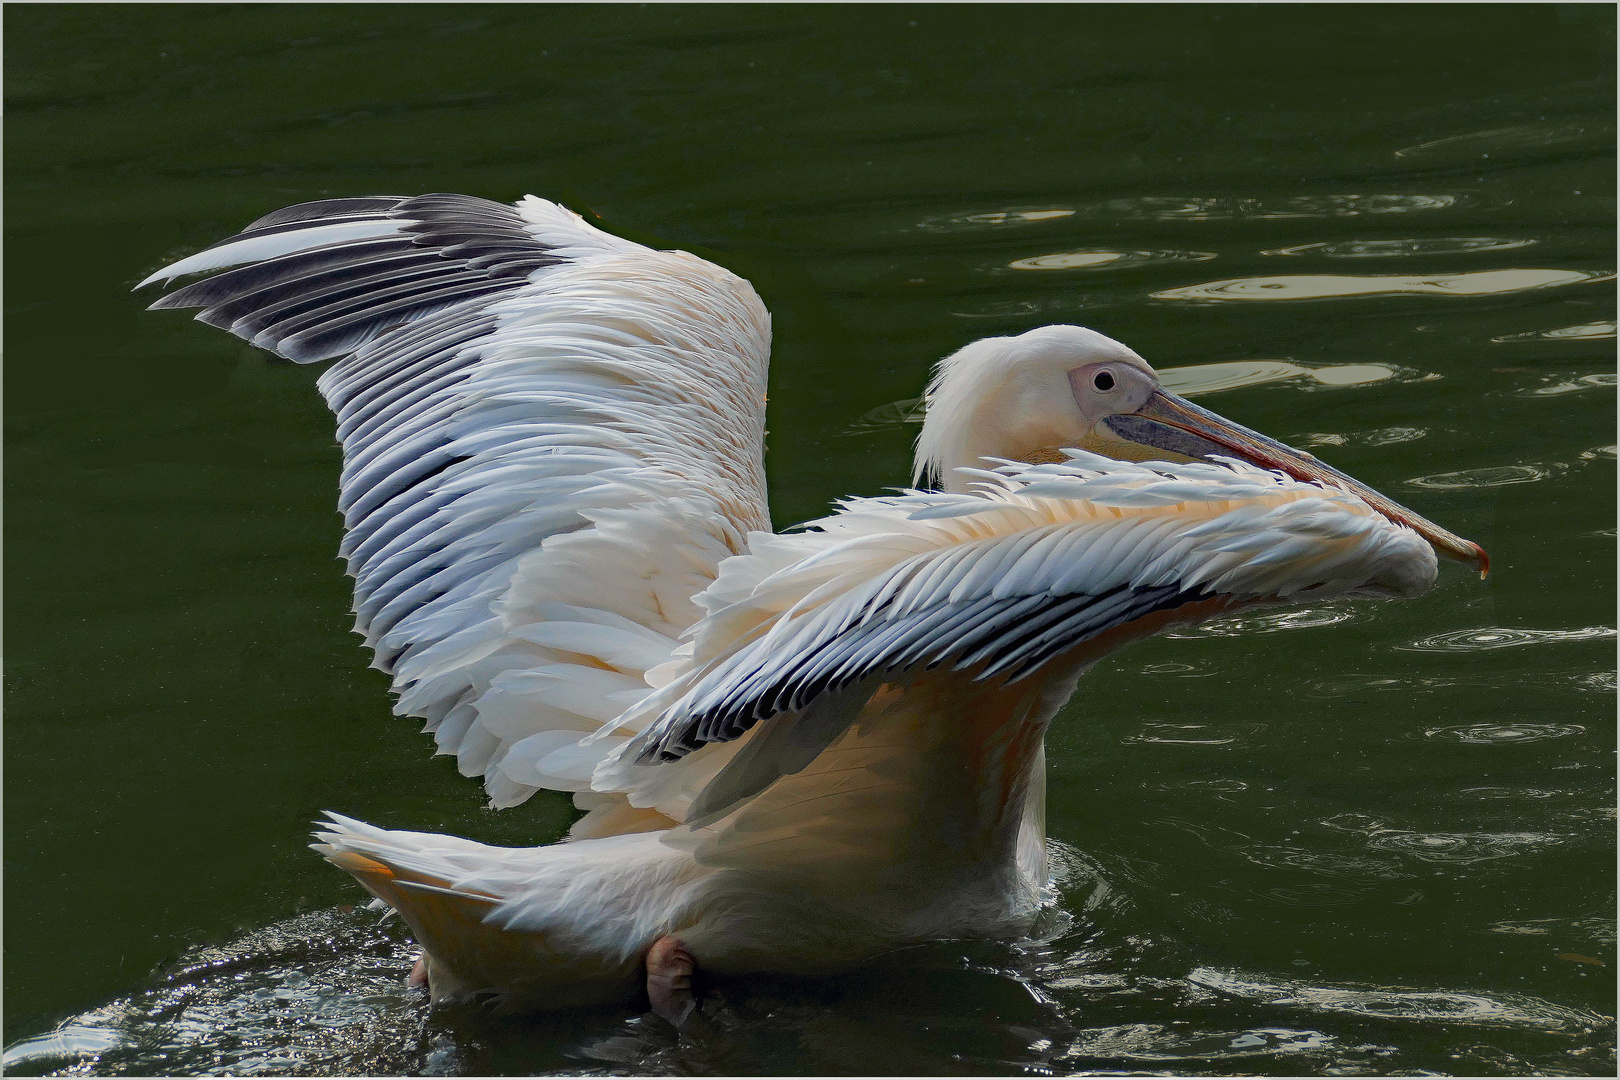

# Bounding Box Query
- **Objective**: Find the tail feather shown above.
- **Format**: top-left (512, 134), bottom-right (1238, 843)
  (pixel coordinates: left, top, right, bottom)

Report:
top-left (311, 812), bottom-right (650, 1009)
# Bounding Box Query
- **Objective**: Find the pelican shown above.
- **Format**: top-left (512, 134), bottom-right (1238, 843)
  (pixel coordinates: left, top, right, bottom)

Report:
top-left (138, 193), bottom-right (1486, 1025)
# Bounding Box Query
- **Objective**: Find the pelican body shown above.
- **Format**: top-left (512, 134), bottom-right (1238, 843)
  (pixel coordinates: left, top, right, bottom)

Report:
top-left (139, 193), bottom-right (1484, 1016)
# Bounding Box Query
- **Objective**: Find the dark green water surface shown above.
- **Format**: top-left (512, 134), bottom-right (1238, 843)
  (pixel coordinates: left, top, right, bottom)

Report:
top-left (6, 4), bottom-right (1615, 1075)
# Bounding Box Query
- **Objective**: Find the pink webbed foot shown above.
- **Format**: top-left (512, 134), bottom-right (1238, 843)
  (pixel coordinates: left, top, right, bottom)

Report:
top-left (646, 935), bottom-right (697, 1028)
top-left (408, 952), bottom-right (428, 988)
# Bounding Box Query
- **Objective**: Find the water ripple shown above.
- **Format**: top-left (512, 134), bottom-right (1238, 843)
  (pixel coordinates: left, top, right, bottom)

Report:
top-left (1239, 846), bottom-right (1410, 881)
top-left (918, 194), bottom-right (1476, 232)
top-left (1160, 360), bottom-right (1401, 395)
top-left (0, 908), bottom-right (429, 1076)
top-left (1579, 670), bottom-right (1616, 693)
top-left (1407, 463), bottom-right (1559, 489)
top-left (1304, 673), bottom-right (1531, 700)
top-left (1187, 968), bottom-right (1604, 1031)
top-left (1152, 268), bottom-right (1611, 303)
top-left (838, 395), bottom-right (929, 434)
top-left (1157, 359), bottom-right (1300, 394)
top-left (1008, 248), bottom-right (1215, 271)
top-left (1424, 723), bottom-right (1586, 744)
top-left (1147, 778), bottom-right (1249, 793)
top-left (1493, 320), bottom-right (1617, 342)
top-left (1138, 661), bottom-right (1218, 677)
top-left (1125, 722), bottom-right (1265, 747)
top-left (1395, 121), bottom-right (1614, 160)
top-left (1296, 426), bottom-right (1427, 448)
top-left (1, 1026), bottom-right (122, 1072)
top-left (1461, 786), bottom-right (1567, 800)
top-left (1401, 626), bottom-right (1615, 652)
top-left (1165, 606), bottom-right (1362, 639)
top-left (1255, 884), bottom-right (1371, 907)
top-left (1367, 831), bottom-right (1561, 864)
top-left (1085, 194), bottom-right (1472, 221)
top-left (919, 207), bottom-right (1077, 230)
top-left (1059, 1022), bottom-right (1336, 1062)
top-left (1263, 237), bottom-right (1536, 258)
top-left (1517, 371), bottom-right (1618, 396)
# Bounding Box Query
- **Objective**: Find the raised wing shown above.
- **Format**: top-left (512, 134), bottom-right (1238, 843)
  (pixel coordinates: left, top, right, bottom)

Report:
top-left (592, 453), bottom-right (1438, 826)
top-left (140, 194), bottom-right (771, 828)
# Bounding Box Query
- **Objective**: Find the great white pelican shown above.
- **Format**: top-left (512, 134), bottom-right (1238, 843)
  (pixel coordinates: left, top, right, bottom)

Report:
top-left (138, 193), bottom-right (1486, 1025)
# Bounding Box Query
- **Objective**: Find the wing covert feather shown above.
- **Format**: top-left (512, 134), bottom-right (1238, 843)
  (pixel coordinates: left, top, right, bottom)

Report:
top-left (591, 453), bottom-right (1436, 821)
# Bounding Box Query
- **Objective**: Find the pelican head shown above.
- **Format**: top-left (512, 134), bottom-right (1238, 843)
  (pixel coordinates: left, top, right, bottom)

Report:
top-left (916, 324), bottom-right (1488, 575)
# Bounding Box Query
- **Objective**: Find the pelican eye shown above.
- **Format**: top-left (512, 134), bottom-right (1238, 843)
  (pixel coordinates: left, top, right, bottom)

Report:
top-left (1093, 370), bottom-right (1116, 392)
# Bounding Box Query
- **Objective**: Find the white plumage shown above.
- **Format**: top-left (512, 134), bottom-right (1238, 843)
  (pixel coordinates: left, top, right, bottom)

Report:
top-left (140, 192), bottom-right (1474, 1016)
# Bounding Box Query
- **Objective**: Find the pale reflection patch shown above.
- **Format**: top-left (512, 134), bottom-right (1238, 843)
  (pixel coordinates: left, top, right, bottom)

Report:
top-left (1158, 359), bottom-right (1307, 394)
top-left (1311, 363), bottom-right (1396, 385)
top-left (1295, 426), bottom-right (1427, 448)
top-left (1187, 968), bottom-right (1604, 1031)
top-left (1306, 671), bottom-right (1613, 700)
top-left (918, 193), bottom-right (1475, 231)
top-left (1008, 248), bottom-right (1216, 271)
top-left (1073, 194), bottom-right (1470, 221)
top-left (1367, 831), bottom-right (1563, 864)
top-left (1516, 371), bottom-right (1617, 396)
top-left (1163, 605), bottom-right (1363, 639)
top-left (1395, 121), bottom-right (1613, 159)
top-left (1425, 723), bottom-right (1586, 744)
top-left (1152, 268), bottom-right (1612, 303)
top-left (1493, 320), bottom-right (1616, 342)
top-left (1059, 1021), bottom-right (1337, 1062)
top-left (1400, 626), bottom-right (1615, 652)
top-left (1124, 722), bottom-right (1264, 747)
top-left (1408, 463), bottom-right (1562, 489)
top-left (1263, 237), bottom-right (1536, 258)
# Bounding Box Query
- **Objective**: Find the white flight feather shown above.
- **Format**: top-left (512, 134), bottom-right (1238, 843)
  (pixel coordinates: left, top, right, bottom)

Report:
top-left (136, 219), bottom-right (408, 287)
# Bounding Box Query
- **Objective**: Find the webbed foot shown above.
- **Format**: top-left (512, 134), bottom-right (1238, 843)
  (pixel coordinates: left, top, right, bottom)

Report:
top-left (646, 935), bottom-right (697, 1028)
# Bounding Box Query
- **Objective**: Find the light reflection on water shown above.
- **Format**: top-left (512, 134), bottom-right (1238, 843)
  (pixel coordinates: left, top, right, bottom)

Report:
top-left (1262, 237), bottom-right (1538, 258)
top-left (8, 895), bottom-right (1610, 1078)
top-left (1125, 722), bottom-right (1266, 747)
top-left (1185, 967), bottom-right (1607, 1031)
top-left (1151, 268), bottom-right (1613, 303)
top-left (1408, 463), bottom-right (1563, 489)
top-left (1007, 248), bottom-right (1217, 271)
top-left (1515, 371), bottom-right (1619, 396)
top-left (1425, 723), bottom-right (1587, 745)
top-left (1365, 831), bottom-right (1563, 865)
top-left (1163, 605), bottom-right (1364, 639)
top-left (1294, 426), bottom-right (1427, 448)
top-left (1401, 626), bottom-right (1615, 652)
top-left (921, 194), bottom-right (1479, 231)
top-left (1493, 320), bottom-right (1617, 342)
top-left (1307, 672), bottom-right (1616, 700)
top-left (1394, 121), bottom-right (1614, 160)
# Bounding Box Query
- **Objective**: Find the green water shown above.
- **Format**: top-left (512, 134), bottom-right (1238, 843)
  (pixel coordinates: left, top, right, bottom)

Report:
top-left (5, 4), bottom-right (1614, 1074)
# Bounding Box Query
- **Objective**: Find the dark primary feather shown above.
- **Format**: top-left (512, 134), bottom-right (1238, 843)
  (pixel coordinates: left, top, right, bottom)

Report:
top-left (137, 193), bottom-right (572, 696)
top-left (244, 195), bottom-right (411, 231)
top-left (637, 583), bottom-right (1205, 765)
top-left (141, 193), bottom-right (563, 364)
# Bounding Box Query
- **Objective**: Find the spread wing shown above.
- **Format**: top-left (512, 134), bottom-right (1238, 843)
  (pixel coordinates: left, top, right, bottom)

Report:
top-left (592, 454), bottom-right (1438, 827)
top-left (139, 194), bottom-right (771, 828)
